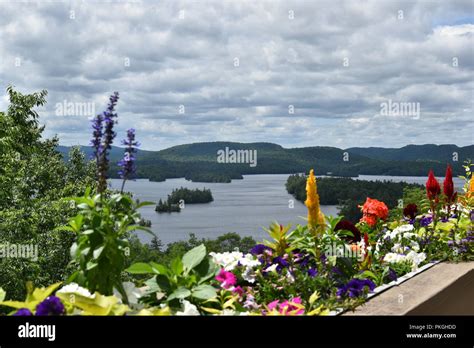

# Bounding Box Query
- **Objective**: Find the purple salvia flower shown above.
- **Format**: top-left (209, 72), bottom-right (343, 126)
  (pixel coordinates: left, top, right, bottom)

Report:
top-left (92, 92), bottom-right (120, 193)
top-left (118, 128), bottom-right (140, 192)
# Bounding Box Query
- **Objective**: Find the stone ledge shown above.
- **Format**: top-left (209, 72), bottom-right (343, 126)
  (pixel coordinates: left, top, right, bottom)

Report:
top-left (343, 261), bottom-right (474, 315)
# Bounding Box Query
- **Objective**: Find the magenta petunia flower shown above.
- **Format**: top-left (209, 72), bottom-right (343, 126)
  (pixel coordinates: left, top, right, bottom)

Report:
top-left (232, 286), bottom-right (244, 296)
top-left (215, 269), bottom-right (237, 289)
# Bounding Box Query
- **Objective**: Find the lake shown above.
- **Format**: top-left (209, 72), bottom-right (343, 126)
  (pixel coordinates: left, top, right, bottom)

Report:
top-left (110, 174), bottom-right (464, 245)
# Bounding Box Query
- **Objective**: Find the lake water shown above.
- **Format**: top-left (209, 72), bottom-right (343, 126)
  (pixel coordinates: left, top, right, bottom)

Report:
top-left (110, 174), bottom-right (465, 245)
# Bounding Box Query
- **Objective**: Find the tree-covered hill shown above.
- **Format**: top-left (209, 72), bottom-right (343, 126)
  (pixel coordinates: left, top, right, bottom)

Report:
top-left (57, 142), bottom-right (474, 183)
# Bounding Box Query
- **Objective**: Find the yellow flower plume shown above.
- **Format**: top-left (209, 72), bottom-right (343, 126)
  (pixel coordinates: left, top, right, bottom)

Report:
top-left (305, 169), bottom-right (325, 234)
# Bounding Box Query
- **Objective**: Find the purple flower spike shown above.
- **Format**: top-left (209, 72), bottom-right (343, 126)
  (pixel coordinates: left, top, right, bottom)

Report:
top-left (118, 128), bottom-right (140, 192)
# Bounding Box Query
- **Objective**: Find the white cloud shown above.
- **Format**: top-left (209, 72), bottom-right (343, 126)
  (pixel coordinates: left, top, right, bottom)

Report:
top-left (0, 0), bottom-right (472, 150)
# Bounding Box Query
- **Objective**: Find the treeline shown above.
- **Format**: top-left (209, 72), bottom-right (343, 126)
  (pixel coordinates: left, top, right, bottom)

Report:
top-left (286, 174), bottom-right (425, 222)
top-left (156, 187), bottom-right (213, 213)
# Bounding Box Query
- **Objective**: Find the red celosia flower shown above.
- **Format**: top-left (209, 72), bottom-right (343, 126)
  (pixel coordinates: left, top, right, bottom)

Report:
top-left (359, 198), bottom-right (389, 227)
top-left (426, 170), bottom-right (441, 201)
top-left (443, 165), bottom-right (456, 203)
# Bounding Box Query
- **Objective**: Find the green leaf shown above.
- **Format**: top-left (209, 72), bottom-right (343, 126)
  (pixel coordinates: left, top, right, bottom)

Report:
top-left (195, 258), bottom-right (218, 284)
top-left (28, 282), bottom-right (63, 302)
top-left (86, 261), bottom-right (98, 271)
top-left (136, 201), bottom-right (156, 208)
top-left (182, 244), bottom-right (207, 273)
top-left (126, 225), bottom-right (154, 235)
top-left (167, 287), bottom-right (191, 301)
top-left (156, 274), bottom-right (172, 292)
top-left (309, 291), bottom-right (319, 305)
top-left (170, 258), bottom-right (184, 275)
top-left (126, 263), bottom-right (155, 274)
top-left (150, 262), bottom-right (169, 275)
top-left (192, 284), bottom-right (217, 300)
top-left (93, 246), bottom-right (105, 259)
top-left (0, 288), bottom-right (6, 302)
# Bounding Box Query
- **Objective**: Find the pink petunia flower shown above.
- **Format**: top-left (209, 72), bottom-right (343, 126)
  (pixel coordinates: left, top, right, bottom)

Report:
top-left (216, 269), bottom-right (237, 289)
top-left (232, 286), bottom-right (244, 297)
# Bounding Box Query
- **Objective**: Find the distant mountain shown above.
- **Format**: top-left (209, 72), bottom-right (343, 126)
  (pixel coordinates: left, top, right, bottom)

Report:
top-left (346, 144), bottom-right (474, 162)
top-left (57, 142), bottom-right (474, 182)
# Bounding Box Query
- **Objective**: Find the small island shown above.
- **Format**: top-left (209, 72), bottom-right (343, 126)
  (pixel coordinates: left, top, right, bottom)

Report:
top-left (155, 187), bottom-right (214, 213)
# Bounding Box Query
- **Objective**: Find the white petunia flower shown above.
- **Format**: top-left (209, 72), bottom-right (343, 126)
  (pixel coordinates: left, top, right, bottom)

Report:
top-left (57, 283), bottom-right (95, 299)
top-left (242, 268), bottom-right (257, 283)
top-left (264, 264), bottom-right (278, 273)
top-left (176, 300), bottom-right (200, 316)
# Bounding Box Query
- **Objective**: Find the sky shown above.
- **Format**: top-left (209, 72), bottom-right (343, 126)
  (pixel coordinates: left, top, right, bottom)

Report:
top-left (0, 0), bottom-right (473, 151)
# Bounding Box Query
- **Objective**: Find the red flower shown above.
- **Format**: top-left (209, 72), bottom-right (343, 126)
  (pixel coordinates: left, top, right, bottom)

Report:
top-left (335, 220), bottom-right (361, 242)
top-left (359, 198), bottom-right (389, 227)
top-left (403, 203), bottom-right (418, 219)
top-left (426, 170), bottom-right (440, 201)
top-left (443, 165), bottom-right (456, 203)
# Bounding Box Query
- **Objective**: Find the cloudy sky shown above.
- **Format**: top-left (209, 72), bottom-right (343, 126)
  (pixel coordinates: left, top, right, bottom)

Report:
top-left (0, 0), bottom-right (473, 150)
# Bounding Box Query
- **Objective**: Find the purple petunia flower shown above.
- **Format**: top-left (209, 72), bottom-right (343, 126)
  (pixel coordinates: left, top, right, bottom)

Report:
top-left (35, 296), bottom-right (65, 316)
top-left (250, 244), bottom-right (271, 256)
top-left (272, 256), bottom-right (290, 272)
top-left (337, 278), bottom-right (376, 298)
top-left (387, 268), bottom-right (397, 282)
top-left (420, 215), bottom-right (433, 227)
top-left (307, 268), bottom-right (318, 277)
top-left (14, 308), bottom-right (33, 316)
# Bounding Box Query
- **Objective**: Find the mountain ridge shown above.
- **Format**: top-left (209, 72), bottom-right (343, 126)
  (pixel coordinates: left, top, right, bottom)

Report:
top-left (56, 142), bottom-right (474, 182)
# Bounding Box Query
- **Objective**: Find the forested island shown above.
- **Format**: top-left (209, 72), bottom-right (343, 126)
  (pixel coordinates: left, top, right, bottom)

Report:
top-left (286, 174), bottom-right (425, 222)
top-left (156, 187), bottom-right (214, 213)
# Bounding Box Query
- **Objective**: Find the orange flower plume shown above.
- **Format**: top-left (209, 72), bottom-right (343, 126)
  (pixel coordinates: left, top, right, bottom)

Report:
top-left (468, 174), bottom-right (474, 199)
top-left (305, 169), bottom-right (325, 234)
top-left (359, 197), bottom-right (389, 227)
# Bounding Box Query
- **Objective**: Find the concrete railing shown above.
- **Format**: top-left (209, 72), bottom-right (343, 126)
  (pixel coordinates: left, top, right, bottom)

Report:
top-left (344, 261), bottom-right (474, 315)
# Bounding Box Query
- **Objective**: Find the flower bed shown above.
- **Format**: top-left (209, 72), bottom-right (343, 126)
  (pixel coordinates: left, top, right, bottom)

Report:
top-left (0, 93), bottom-right (472, 316)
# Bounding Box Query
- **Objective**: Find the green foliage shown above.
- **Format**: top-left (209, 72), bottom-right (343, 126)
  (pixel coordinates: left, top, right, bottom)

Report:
top-left (0, 88), bottom-right (97, 301)
top-left (127, 244), bottom-right (218, 309)
top-left (61, 189), bottom-right (154, 301)
top-left (263, 222), bottom-right (295, 256)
